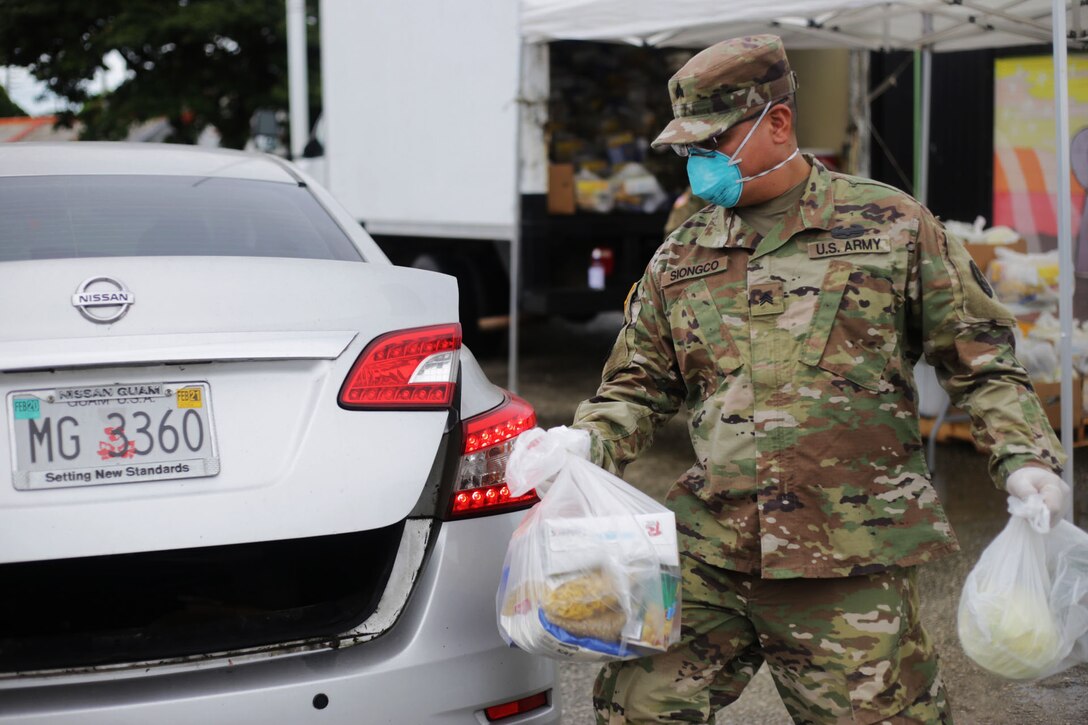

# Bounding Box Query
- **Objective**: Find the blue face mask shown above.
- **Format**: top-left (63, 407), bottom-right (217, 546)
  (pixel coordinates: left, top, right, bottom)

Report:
top-left (685, 103), bottom-right (799, 208)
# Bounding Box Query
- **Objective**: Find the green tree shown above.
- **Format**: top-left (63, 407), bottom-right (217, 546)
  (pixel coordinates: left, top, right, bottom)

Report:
top-left (0, 0), bottom-right (320, 148)
top-left (0, 84), bottom-right (28, 118)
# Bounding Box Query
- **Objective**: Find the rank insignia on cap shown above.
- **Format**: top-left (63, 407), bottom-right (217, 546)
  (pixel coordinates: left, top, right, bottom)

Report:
top-left (651, 34), bottom-right (798, 150)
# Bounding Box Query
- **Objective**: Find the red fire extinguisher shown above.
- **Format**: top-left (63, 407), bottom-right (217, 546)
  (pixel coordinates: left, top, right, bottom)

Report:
top-left (588, 246), bottom-right (614, 290)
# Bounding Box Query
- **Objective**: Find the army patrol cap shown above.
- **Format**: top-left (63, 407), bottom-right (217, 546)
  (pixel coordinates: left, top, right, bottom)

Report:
top-left (651, 35), bottom-right (799, 150)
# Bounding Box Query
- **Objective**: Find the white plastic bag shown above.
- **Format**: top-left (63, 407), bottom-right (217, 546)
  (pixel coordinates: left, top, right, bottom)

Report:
top-left (496, 427), bottom-right (682, 661)
top-left (989, 247), bottom-right (1061, 305)
top-left (958, 495), bottom-right (1088, 679)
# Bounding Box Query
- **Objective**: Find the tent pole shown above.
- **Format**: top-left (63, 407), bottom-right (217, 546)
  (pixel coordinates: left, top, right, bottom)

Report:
top-left (1052, 0), bottom-right (1076, 503)
top-left (849, 50), bottom-right (872, 177)
top-left (286, 0), bottom-right (309, 159)
top-left (917, 13), bottom-right (933, 204)
top-left (913, 49), bottom-right (920, 194)
top-left (509, 24), bottom-right (524, 394)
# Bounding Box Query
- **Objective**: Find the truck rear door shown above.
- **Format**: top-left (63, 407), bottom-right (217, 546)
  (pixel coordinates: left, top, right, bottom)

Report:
top-left (322, 0), bottom-right (522, 241)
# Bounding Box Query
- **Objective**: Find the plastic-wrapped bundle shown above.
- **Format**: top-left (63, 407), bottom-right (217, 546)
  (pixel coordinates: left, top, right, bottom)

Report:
top-left (958, 495), bottom-right (1088, 679)
top-left (496, 427), bottom-right (681, 661)
top-left (989, 247), bottom-right (1060, 305)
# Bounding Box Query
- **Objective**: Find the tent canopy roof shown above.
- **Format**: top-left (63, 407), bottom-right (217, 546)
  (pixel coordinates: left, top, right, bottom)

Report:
top-left (521, 0), bottom-right (1086, 52)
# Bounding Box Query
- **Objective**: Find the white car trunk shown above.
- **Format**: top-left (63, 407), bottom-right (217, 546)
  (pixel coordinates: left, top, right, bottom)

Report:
top-left (0, 256), bottom-right (459, 565)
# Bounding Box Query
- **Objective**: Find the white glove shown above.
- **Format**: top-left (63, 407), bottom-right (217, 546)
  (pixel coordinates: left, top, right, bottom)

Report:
top-left (506, 426), bottom-right (590, 497)
top-left (1006, 467), bottom-right (1070, 521)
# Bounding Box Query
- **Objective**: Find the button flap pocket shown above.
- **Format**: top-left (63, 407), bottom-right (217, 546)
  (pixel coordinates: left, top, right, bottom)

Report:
top-left (671, 279), bottom-right (744, 396)
top-left (802, 261), bottom-right (898, 391)
top-left (801, 261), bottom-right (851, 367)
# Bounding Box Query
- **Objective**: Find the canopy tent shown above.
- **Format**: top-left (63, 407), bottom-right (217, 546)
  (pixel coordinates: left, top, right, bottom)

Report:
top-left (522, 1), bottom-right (1083, 52)
top-left (516, 0), bottom-right (1084, 494)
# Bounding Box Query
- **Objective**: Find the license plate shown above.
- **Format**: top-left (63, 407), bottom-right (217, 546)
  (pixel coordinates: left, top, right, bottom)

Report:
top-left (8, 382), bottom-right (220, 490)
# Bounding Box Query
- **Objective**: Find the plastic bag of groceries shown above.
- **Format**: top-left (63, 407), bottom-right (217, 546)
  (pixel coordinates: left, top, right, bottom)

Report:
top-left (496, 426), bottom-right (682, 661)
top-left (989, 247), bottom-right (1060, 305)
top-left (958, 494), bottom-right (1088, 679)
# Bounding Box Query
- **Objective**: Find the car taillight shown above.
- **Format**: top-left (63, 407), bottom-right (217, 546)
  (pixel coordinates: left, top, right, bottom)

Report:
top-left (448, 393), bottom-right (538, 519)
top-left (484, 690), bottom-right (549, 721)
top-left (339, 323), bottom-right (461, 409)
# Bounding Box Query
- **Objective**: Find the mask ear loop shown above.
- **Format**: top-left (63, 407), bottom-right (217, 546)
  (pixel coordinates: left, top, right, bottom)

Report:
top-left (738, 147), bottom-right (800, 183)
top-left (727, 101), bottom-right (774, 167)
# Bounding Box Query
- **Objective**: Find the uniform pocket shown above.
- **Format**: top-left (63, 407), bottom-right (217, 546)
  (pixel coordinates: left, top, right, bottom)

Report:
top-left (801, 260), bottom-right (899, 391)
top-left (670, 278), bottom-right (744, 398)
top-left (845, 569), bottom-right (936, 724)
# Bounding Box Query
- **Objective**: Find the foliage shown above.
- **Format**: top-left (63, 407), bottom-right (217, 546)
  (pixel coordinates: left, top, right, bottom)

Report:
top-left (0, 83), bottom-right (28, 118)
top-left (0, 0), bottom-right (320, 148)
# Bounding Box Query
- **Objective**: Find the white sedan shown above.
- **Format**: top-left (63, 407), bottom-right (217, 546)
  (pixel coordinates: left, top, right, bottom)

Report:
top-left (0, 142), bottom-right (557, 724)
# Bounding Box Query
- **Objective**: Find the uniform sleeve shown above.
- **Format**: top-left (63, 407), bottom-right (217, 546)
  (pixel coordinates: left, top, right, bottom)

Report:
top-left (571, 264), bottom-right (686, 476)
top-left (907, 210), bottom-right (1065, 486)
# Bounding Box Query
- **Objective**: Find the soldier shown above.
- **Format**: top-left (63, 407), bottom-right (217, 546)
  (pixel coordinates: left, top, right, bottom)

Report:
top-left (560, 35), bottom-right (1069, 723)
top-left (664, 188), bottom-right (707, 237)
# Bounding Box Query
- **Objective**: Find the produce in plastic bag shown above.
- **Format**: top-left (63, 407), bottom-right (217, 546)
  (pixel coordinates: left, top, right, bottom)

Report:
top-left (989, 247), bottom-right (1060, 305)
top-left (943, 215), bottom-right (1019, 245)
top-left (496, 427), bottom-right (681, 661)
top-left (958, 494), bottom-right (1088, 679)
top-left (1021, 311), bottom-right (1088, 382)
top-left (575, 169), bottom-right (614, 213)
top-left (609, 162), bottom-right (668, 213)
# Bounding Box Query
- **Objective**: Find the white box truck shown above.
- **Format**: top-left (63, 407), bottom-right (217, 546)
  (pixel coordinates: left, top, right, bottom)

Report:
top-left (312, 0), bottom-right (685, 342)
top-left (310, 2), bottom-right (853, 346)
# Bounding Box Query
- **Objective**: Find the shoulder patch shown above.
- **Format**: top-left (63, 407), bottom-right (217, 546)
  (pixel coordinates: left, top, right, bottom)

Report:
top-left (660, 257), bottom-right (727, 287)
top-left (970, 259), bottom-right (995, 298)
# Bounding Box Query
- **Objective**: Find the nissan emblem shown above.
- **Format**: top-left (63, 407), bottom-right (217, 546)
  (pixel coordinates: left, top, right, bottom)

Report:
top-left (71, 276), bottom-right (135, 323)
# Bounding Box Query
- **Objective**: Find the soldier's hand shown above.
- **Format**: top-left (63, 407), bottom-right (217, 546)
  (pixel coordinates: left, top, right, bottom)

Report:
top-left (1006, 467), bottom-right (1070, 520)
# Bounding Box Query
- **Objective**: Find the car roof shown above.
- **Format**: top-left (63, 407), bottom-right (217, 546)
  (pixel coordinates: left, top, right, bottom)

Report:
top-left (0, 142), bottom-right (298, 184)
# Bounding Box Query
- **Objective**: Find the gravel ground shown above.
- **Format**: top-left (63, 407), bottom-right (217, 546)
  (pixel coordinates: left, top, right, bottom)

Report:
top-left (478, 313), bottom-right (1088, 725)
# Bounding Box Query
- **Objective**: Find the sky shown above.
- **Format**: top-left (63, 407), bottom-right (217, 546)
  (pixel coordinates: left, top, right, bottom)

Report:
top-left (2, 51), bottom-right (129, 116)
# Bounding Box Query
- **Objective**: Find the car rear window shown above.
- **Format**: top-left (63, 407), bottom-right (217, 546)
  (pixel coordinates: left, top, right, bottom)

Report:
top-left (0, 175), bottom-right (363, 262)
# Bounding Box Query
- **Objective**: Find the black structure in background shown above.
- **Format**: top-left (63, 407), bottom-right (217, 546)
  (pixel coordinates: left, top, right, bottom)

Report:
top-left (868, 50), bottom-right (917, 199)
top-left (870, 49), bottom-right (990, 221)
top-left (869, 45), bottom-right (1051, 223)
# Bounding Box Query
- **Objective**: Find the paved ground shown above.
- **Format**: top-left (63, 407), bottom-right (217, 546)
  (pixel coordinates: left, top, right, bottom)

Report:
top-left (478, 313), bottom-right (1088, 725)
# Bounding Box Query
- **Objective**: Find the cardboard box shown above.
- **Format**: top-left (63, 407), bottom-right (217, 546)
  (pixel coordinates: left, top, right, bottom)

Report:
top-left (964, 238), bottom-right (1027, 275)
top-left (547, 164), bottom-right (576, 215)
top-left (1033, 374), bottom-right (1084, 436)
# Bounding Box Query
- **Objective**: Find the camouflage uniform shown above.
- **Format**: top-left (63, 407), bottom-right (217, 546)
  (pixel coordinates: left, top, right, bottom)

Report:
top-left (665, 189), bottom-right (709, 237)
top-left (593, 561), bottom-right (949, 724)
top-left (572, 35), bottom-right (1064, 724)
